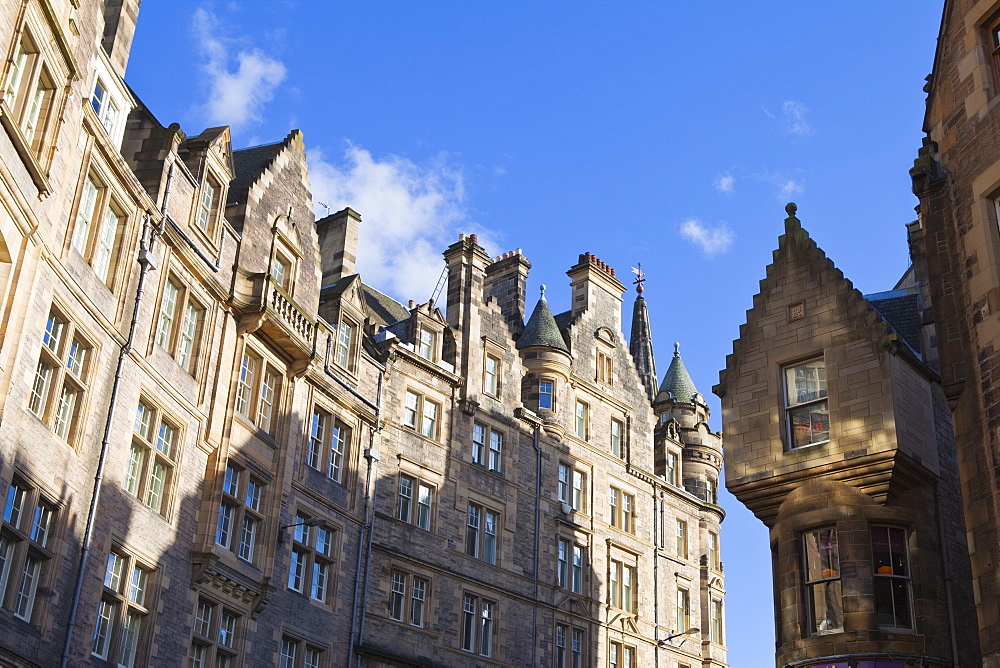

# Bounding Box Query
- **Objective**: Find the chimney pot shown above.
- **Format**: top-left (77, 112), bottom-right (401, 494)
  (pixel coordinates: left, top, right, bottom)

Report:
top-left (408, 300), bottom-right (416, 309)
top-left (470, 234), bottom-right (478, 244)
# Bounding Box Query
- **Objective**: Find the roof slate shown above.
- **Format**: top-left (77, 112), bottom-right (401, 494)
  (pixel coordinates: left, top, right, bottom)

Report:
top-left (518, 297), bottom-right (570, 353)
top-left (659, 345), bottom-right (698, 402)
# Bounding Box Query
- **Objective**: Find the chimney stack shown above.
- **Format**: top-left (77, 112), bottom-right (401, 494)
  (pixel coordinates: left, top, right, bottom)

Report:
top-left (317, 207), bottom-right (361, 285)
top-left (484, 249), bottom-right (531, 338)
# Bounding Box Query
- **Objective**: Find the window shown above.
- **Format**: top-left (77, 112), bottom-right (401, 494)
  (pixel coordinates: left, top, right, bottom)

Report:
top-left (461, 593), bottom-right (495, 657)
top-left (29, 309), bottom-right (90, 442)
top-left (802, 527), bottom-right (843, 635)
top-left (556, 463), bottom-right (588, 514)
top-left (472, 423), bottom-right (503, 474)
top-left (557, 539), bottom-right (584, 594)
top-left (609, 487), bottom-right (634, 533)
top-left (71, 173), bottom-right (124, 285)
top-left (784, 359), bottom-right (829, 449)
top-left (611, 419), bottom-right (624, 458)
top-left (124, 400), bottom-right (178, 516)
top-left (189, 599), bottom-right (240, 667)
top-left (279, 637), bottom-right (323, 668)
top-left (465, 503), bottom-right (498, 565)
top-left (287, 514), bottom-right (335, 603)
top-left (273, 252), bottom-right (293, 292)
top-left (710, 598), bottom-right (723, 644)
top-left (675, 520), bottom-right (688, 560)
top-left (609, 560), bottom-right (636, 613)
top-left (90, 77), bottom-right (121, 137)
top-left (155, 276), bottom-right (205, 374)
top-left (3, 30), bottom-right (57, 156)
top-left (416, 328), bottom-right (436, 361)
top-left (216, 463), bottom-right (266, 565)
top-left (555, 625), bottom-right (585, 668)
top-left (676, 588), bottom-right (690, 631)
top-left (91, 550), bottom-right (153, 666)
top-left (539, 380), bottom-right (553, 410)
top-left (596, 350), bottom-right (612, 385)
top-left (195, 178), bottom-right (219, 234)
top-left (483, 354), bottom-right (500, 396)
top-left (334, 318), bottom-right (358, 371)
top-left (396, 475), bottom-right (433, 530)
top-left (234, 349), bottom-right (281, 435)
top-left (871, 526), bottom-right (912, 630)
top-left (666, 452), bottom-right (678, 487)
top-left (706, 477), bottom-right (718, 505)
top-left (389, 570), bottom-right (429, 627)
top-left (402, 390), bottom-right (439, 440)
top-left (609, 642), bottom-right (635, 668)
top-left (988, 11), bottom-right (1000, 95)
top-left (307, 409), bottom-right (351, 484)
top-left (707, 531), bottom-right (719, 571)
top-left (0, 481), bottom-right (56, 623)
top-left (574, 400), bottom-right (588, 440)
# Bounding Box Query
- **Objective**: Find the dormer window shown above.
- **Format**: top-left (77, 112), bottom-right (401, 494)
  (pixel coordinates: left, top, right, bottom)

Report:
top-left (196, 180), bottom-right (215, 232)
top-left (417, 328), bottom-right (436, 361)
top-left (273, 253), bottom-right (290, 291)
top-left (90, 78), bottom-right (120, 136)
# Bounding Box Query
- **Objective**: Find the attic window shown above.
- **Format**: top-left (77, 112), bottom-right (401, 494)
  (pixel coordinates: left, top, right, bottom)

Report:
top-left (783, 358), bottom-right (829, 449)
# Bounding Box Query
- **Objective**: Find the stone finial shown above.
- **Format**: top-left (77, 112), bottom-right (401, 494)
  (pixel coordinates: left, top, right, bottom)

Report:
top-left (674, 342), bottom-right (680, 356)
top-left (784, 202), bottom-right (801, 233)
top-left (540, 284), bottom-right (547, 300)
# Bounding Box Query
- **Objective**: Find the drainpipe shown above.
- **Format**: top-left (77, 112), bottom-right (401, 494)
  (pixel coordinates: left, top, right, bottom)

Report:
top-left (349, 361), bottom-right (384, 667)
top-left (653, 489), bottom-right (660, 668)
top-left (935, 481), bottom-right (960, 667)
top-left (531, 422), bottom-right (541, 667)
top-left (61, 214), bottom-right (158, 666)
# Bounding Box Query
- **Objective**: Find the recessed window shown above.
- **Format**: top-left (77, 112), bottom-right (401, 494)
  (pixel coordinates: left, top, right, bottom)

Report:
top-left (609, 560), bottom-right (636, 613)
top-left (461, 593), bottom-right (495, 657)
top-left (92, 549), bottom-right (153, 665)
top-left (0, 480), bottom-right (57, 624)
top-left (215, 463), bottom-right (266, 565)
top-left (675, 519), bottom-right (688, 560)
top-left (334, 318), bottom-right (358, 372)
top-left (784, 358), bottom-right (829, 448)
top-left (279, 637), bottom-right (324, 668)
top-left (556, 538), bottom-right (584, 594)
top-left (465, 503), bottom-right (499, 565)
top-left (676, 588), bottom-right (690, 631)
top-left (71, 174), bottom-right (125, 287)
top-left (483, 354), bottom-right (500, 396)
top-left (3, 30), bottom-right (57, 157)
top-left (472, 423), bottom-right (504, 474)
top-left (29, 309), bottom-right (90, 443)
top-left (871, 526), bottom-right (912, 630)
top-left (609, 642), bottom-right (635, 668)
top-left (287, 514), bottom-right (335, 603)
top-left (609, 487), bottom-right (634, 533)
top-left (273, 252), bottom-right (293, 293)
top-left (189, 599), bottom-right (241, 666)
top-left (707, 531), bottom-right (720, 571)
top-left (538, 380), bottom-right (554, 411)
top-left (666, 452), bottom-right (679, 487)
top-left (90, 77), bottom-right (121, 137)
top-left (611, 419), bottom-right (624, 458)
top-left (596, 350), bottom-right (612, 385)
top-left (396, 474), bottom-right (433, 530)
top-left (710, 598), bottom-right (724, 644)
top-left (124, 400), bottom-right (178, 516)
top-left (802, 527), bottom-right (843, 635)
top-left (417, 328), bottom-right (436, 361)
top-left (234, 350), bottom-right (281, 435)
top-left (155, 275), bottom-right (206, 375)
top-left (403, 390), bottom-right (439, 440)
top-left (558, 464), bottom-right (587, 513)
top-left (389, 570), bottom-right (429, 627)
top-left (195, 179), bottom-right (217, 233)
top-left (574, 400), bottom-right (588, 440)
top-left (307, 408), bottom-right (351, 484)
top-left (555, 624), bottom-right (585, 668)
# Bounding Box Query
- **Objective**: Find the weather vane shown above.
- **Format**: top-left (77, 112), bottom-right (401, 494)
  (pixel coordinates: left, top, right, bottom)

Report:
top-left (631, 264), bottom-right (646, 295)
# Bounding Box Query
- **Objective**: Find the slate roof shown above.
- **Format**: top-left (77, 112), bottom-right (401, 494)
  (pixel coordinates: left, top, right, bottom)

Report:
top-left (629, 295), bottom-right (657, 400)
top-left (866, 293), bottom-right (922, 354)
top-left (229, 141), bottom-right (285, 206)
top-left (517, 296), bottom-right (570, 353)
top-left (361, 283), bottom-right (411, 327)
top-left (659, 344), bottom-right (698, 402)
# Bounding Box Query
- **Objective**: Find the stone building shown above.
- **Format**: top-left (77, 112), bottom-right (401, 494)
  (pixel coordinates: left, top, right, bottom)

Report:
top-left (909, 0), bottom-right (1000, 665)
top-left (0, 0), bottom-right (727, 666)
top-left (716, 204), bottom-right (979, 668)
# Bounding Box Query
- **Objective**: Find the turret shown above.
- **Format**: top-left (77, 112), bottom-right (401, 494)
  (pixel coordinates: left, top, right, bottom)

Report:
top-left (517, 286), bottom-right (572, 438)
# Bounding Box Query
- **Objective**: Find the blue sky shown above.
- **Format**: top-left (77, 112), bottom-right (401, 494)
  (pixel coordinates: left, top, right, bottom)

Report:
top-left (127, 1), bottom-right (943, 664)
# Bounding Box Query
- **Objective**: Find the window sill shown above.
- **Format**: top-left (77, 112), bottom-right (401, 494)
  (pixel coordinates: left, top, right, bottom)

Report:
top-left (0, 101), bottom-right (51, 197)
top-left (787, 439), bottom-right (830, 452)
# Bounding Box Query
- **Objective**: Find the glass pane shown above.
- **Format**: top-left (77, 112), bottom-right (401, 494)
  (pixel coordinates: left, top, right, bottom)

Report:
top-left (809, 580), bottom-right (844, 634)
top-left (789, 401), bottom-right (829, 448)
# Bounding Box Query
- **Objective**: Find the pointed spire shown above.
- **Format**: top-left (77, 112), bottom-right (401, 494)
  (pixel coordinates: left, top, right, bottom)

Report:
top-left (516, 285), bottom-right (570, 353)
top-left (659, 342), bottom-right (699, 403)
top-left (629, 266), bottom-right (657, 400)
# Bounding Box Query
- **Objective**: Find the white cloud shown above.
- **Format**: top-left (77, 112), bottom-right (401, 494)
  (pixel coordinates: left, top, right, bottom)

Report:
top-left (714, 173), bottom-right (734, 194)
top-left (781, 100), bottom-right (811, 136)
top-left (778, 179), bottom-right (805, 200)
top-left (192, 8), bottom-right (286, 129)
top-left (308, 144), bottom-right (498, 304)
top-left (679, 219), bottom-right (734, 257)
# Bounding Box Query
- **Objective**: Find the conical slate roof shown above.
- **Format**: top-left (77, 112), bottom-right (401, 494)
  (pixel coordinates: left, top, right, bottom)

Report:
top-left (516, 286), bottom-right (570, 353)
top-left (629, 294), bottom-right (657, 400)
top-left (659, 343), bottom-right (698, 402)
